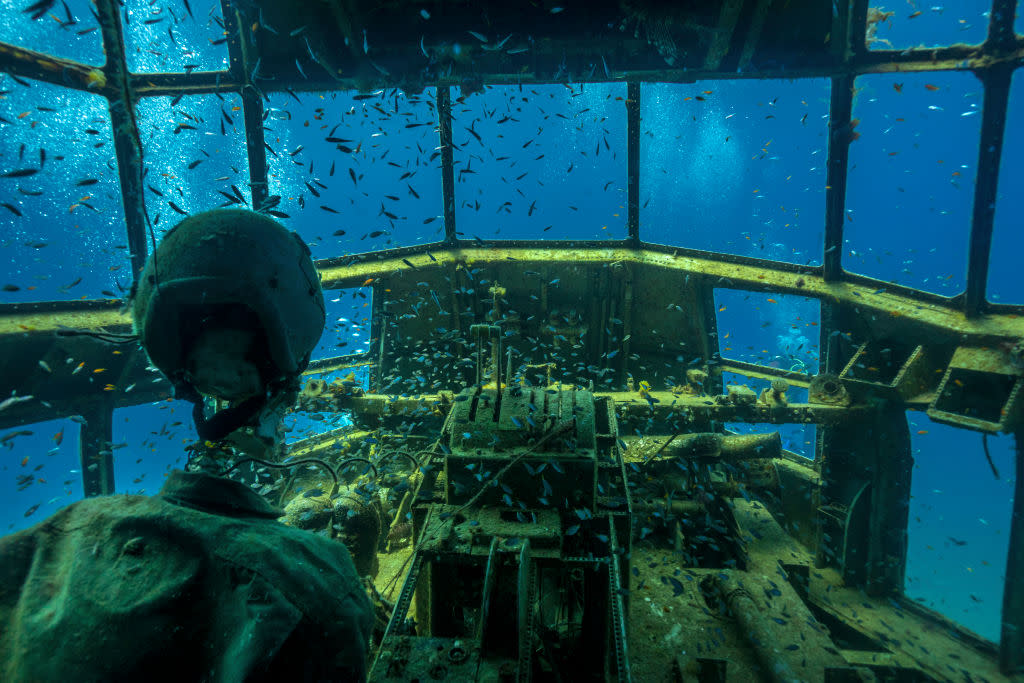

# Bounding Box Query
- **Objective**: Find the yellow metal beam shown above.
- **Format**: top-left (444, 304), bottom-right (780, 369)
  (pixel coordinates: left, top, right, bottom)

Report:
top-left (0, 40), bottom-right (109, 93)
top-left (7, 245), bottom-right (1024, 344)
top-left (316, 247), bottom-right (1024, 342)
top-left (0, 306), bottom-right (130, 336)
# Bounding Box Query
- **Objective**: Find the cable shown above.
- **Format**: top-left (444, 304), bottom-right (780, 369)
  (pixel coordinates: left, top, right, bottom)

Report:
top-left (641, 433), bottom-right (677, 465)
top-left (450, 422), bottom-right (573, 518)
top-left (220, 454), bottom-right (377, 504)
top-left (376, 450), bottom-right (420, 472)
top-left (219, 456), bottom-right (339, 490)
top-left (982, 433), bottom-right (1001, 479)
top-left (337, 456), bottom-right (378, 479)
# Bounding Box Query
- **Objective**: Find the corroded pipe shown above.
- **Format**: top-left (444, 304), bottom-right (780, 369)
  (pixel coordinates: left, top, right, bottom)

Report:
top-left (712, 572), bottom-right (800, 683)
top-left (658, 431), bottom-right (782, 461)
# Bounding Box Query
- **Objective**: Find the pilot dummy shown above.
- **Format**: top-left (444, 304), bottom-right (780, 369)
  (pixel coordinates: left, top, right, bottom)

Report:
top-left (0, 209), bottom-right (373, 682)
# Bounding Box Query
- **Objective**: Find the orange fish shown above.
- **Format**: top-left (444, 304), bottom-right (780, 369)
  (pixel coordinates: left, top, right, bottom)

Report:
top-left (53, 429), bottom-right (64, 446)
top-left (20, 456), bottom-right (29, 467)
top-left (924, 84), bottom-right (939, 91)
top-left (893, 83), bottom-right (903, 93)
top-left (362, 278), bottom-right (375, 286)
top-left (916, 430), bottom-right (929, 434)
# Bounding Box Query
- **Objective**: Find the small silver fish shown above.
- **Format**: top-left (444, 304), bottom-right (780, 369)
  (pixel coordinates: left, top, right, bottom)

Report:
top-left (0, 394), bottom-right (33, 412)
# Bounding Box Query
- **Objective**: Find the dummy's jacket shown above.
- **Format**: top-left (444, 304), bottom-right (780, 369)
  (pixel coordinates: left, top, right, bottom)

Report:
top-left (0, 470), bottom-right (372, 682)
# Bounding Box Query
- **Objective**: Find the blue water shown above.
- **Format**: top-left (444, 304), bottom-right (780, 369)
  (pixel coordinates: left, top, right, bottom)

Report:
top-left (1, 0), bottom-right (1020, 645)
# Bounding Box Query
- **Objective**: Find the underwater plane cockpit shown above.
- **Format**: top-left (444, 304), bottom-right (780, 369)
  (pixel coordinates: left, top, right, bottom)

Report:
top-left (1, 1), bottom-right (1023, 681)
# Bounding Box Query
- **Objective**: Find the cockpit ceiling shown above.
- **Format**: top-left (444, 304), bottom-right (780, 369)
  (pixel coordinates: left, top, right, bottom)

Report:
top-left (235, 0), bottom-right (837, 90)
top-left (4, 0), bottom-right (1019, 98)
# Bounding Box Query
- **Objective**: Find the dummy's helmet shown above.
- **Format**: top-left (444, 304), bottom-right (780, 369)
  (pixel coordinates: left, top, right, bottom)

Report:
top-left (130, 209), bottom-right (325, 404)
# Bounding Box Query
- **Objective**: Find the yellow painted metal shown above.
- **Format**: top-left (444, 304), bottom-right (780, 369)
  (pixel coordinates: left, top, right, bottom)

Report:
top-left (0, 40), bottom-right (109, 93)
top-left (316, 247), bottom-right (1024, 342)
top-left (0, 306), bottom-right (130, 336)
top-left (5, 246), bottom-right (1024, 344)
